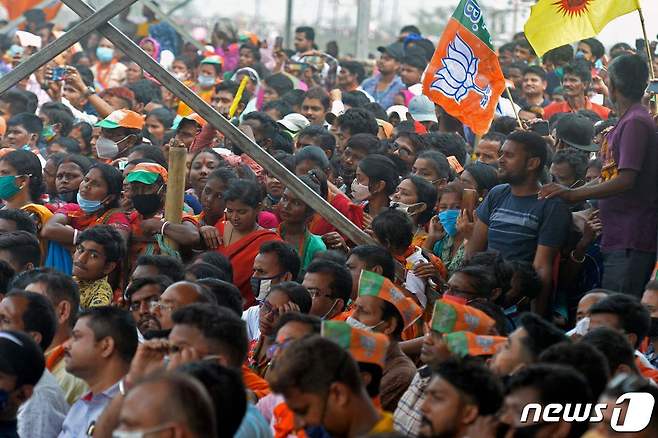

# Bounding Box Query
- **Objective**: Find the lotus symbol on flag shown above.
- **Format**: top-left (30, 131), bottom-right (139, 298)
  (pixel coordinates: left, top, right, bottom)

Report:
top-left (430, 33), bottom-right (492, 108)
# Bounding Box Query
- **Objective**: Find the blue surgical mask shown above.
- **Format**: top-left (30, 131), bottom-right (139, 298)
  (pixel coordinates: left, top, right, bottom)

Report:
top-left (197, 74), bottom-right (216, 88)
top-left (77, 192), bottom-right (104, 214)
top-left (438, 209), bottom-right (460, 237)
top-left (575, 50), bottom-right (585, 59)
top-left (8, 44), bottom-right (24, 57)
top-left (96, 46), bottom-right (114, 63)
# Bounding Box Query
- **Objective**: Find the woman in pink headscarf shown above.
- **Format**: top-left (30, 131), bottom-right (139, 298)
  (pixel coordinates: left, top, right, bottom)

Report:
top-left (139, 37), bottom-right (161, 61)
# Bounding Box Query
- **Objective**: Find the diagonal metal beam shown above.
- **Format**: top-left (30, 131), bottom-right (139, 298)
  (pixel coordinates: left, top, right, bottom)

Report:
top-left (141, 0), bottom-right (205, 52)
top-left (0, 0), bottom-right (138, 95)
top-left (61, 0), bottom-right (374, 247)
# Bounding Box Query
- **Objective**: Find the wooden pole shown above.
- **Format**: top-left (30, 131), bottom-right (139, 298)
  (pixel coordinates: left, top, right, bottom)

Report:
top-left (163, 146), bottom-right (187, 249)
top-left (638, 7), bottom-right (656, 79)
top-left (505, 87), bottom-right (524, 128)
top-left (62, 0), bottom-right (375, 247)
top-left (0, 0), bottom-right (138, 95)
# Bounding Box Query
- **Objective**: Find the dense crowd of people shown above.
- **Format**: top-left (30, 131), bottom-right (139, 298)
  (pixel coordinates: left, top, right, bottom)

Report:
top-left (0, 4), bottom-right (657, 438)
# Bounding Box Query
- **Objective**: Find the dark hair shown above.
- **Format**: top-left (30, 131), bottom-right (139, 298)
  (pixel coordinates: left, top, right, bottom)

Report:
top-left (124, 275), bottom-right (171, 301)
top-left (589, 293), bottom-right (650, 348)
top-left (58, 154), bottom-right (93, 179)
top-left (295, 26), bottom-right (315, 41)
top-left (581, 327), bottom-right (638, 374)
top-left (563, 62), bottom-right (592, 85)
top-left (434, 357), bottom-right (503, 416)
top-left (576, 108), bottom-right (602, 124)
top-left (6, 290), bottom-right (56, 351)
top-left (305, 259), bottom-right (352, 303)
top-left (77, 224), bottom-right (125, 264)
top-left (295, 145), bottom-right (331, 172)
top-left (490, 116), bottom-right (518, 136)
top-left (608, 54), bottom-right (649, 101)
top-left (146, 107), bottom-right (175, 130)
top-left (239, 43), bottom-right (261, 62)
top-left (346, 133), bottom-right (381, 155)
top-left (130, 144), bottom-right (167, 167)
top-left (52, 137), bottom-right (81, 154)
top-left (453, 265), bottom-right (496, 299)
top-left (507, 364), bottom-right (592, 438)
top-left (342, 90), bottom-right (371, 109)
top-left (395, 132), bottom-right (428, 156)
top-left (21, 91), bottom-right (38, 115)
top-left (259, 241), bottom-right (301, 278)
top-left (400, 24), bottom-right (421, 35)
top-left (0, 261), bottom-right (15, 296)
top-left (544, 44), bottom-right (574, 65)
top-left (552, 149), bottom-right (588, 181)
top-left (194, 252), bottom-right (233, 282)
top-left (134, 255), bottom-right (185, 282)
top-left (79, 306), bottom-right (138, 363)
top-left (336, 108), bottom-right (379, 136)
top-left (172, 304), bottom-right (248, 367)
top-left (185, 262), bottom-right (230, 282)
top-left (381, 300), bottom-right (405, 339)
top-left (281, 89), bottom-right (306, 110)
top-left (424, 132), bottom-right (467, 165)
top-left (40, 102), bottom-right (74, 136)
top-left (579, 38), bottom-right (605, 59)
top-left (29, 271), bottom-right (80, 327)
top-left (270, 281), bottom-right (312, 314)
top-left (505, 130), bottom-right (548, 170)
top-left (0, 208), bottom-right (37, 234)
top-left (0, 90), bottom-right (29, 115)
top-left (196, 278), bottom-right (242, 317)
top-left (242, 111), bottom-right (280, 141)
top-left (303, 87), bottom-right (330, 110)
top-left (268, 335), bottom-right (362, 395)
top-left (127, 79), bottom-right (162, 106)
top-left (517, 313), bottom-right (568, 360)
top-left (223, 179), bottom-right (263, 208)
top-left (507, 260), bottom-right (542, 300)
top-left (0, 149), bottom-right (45, 202)
top-left (539, 341), bottom-right (609, 401)
top-left (358, 154), bottom-right (399, 196)
top-left (348, 245), bottom-right (395, 281)
top-left (340, 60), bottom-right (366, 84)
top-left (215, 80), bottom-right (252, 109)
top-left (522, 65), bottom-right (547, 82)
top-left (416, 150), bottom-right (451, 181)
top-left (363, 102), bottom-right (388, 121)
top-left (401, 54), bottom-right (426, 70)
top-left (264, 73), bottom-right (294, 98)
top-left (463, 162), bottom-right (498, 192)
top-left (372, 209), bottom-right (413, 251)
top-left (72, 121), bottom-right (93, 149)
top-left (263, 99), bottom-right (293, 118)
top-left (72, 64), bottom-right (94, 86)
top-left (0, 231), bottom-right (40, 269)
top-left (272, 311), bottom-right (322, 338)
top-left (0, 330), bottom-right (44, 387)
top-left (175, 362), bottom-right (241, 438)
top-left (405, 175), bottom-right (437, 225)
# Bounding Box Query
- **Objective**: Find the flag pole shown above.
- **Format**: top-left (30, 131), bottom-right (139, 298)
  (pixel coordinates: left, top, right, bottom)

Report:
top-left (638, 6), bottom-right (655, 79)
top-left (505, 87), bottom-right (524, 128)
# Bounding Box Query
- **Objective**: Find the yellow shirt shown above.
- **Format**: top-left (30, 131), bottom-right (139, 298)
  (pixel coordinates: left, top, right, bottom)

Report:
top-left (369, 411), bottom-right (395, 434)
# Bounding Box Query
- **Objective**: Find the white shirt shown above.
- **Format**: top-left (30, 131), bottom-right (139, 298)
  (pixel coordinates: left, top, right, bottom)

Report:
top-left (242, 305), bottom-right (261, 341)
top-left (18, 369), bottom-right (69, 438)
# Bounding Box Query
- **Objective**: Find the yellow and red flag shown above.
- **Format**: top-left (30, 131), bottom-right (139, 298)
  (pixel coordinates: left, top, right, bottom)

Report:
top-left (423, 0), bottom-right (505, 135)
top-left (525, 0), bottom-right (640, 57)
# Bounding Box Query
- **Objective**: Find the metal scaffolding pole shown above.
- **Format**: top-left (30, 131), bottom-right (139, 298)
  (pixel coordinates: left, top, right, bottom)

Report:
top-left (356, 0), bottom-right (371, 60)
top-left (57, 0), bottom-right (374, 247)
top-left (284, 0), bottom-right (294, 50)
top-left (0, 0), bottom-right (139, 95)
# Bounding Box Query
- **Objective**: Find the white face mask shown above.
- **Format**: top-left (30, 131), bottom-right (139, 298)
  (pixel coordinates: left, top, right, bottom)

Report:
top-left (96, 135), bottom-right (130, 159)
top-left (389, 200), bottom-right (426, 216)
top-left (346, 315), bottom-right (383, 332)
top-left (351, 179), bottom-right (370, 202)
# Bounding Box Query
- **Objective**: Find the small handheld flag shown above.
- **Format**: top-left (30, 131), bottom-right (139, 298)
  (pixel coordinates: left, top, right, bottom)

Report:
top-left (422, 0), bottom-right (505, 136)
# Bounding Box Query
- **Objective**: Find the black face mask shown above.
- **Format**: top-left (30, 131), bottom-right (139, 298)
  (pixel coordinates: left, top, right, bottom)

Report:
top-left (58, 190), bottom-right (78, 203)
top-left (132, 193), bottom-right (162, 217)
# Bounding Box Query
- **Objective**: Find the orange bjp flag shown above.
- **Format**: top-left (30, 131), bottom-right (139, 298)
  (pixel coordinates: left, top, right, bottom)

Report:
top-left (422, 0), bottom-right (505, 135)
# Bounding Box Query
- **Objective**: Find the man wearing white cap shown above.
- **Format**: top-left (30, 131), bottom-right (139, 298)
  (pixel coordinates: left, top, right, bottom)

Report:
top-left (408, 95), bottom-right (438, 131)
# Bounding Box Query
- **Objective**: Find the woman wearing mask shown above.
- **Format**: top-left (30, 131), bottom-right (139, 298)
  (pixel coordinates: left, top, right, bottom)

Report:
top-left (90, 38), bottom-right (127, 91)
top-left (389, 176), bottom-right (437, 247)
top-left (0, 149), bottom-right (52, 258)
top-left (423, 182), bottom-right (469, 275)
top-left (277, 174), bottom-right (327, 272)
top-left (43, 163), bottom-right (130, 248)
top-left (52, 155), bottom-right (93, 206)
top-left (216, 179), bottom-right (281, 308)
top-left (411, 150), bottom-right (452, 192)
top-left (177, 56), bottom-right (223, 117)
top-left (351, 154), bottom-right (399, 219)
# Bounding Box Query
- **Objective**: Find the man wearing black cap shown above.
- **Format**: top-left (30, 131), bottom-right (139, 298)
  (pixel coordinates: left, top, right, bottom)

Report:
top-left (553, 114), bottom-right (599, 154)
top-left (400, 54), bottom-right (427, 94)
top-left (0, 330), bottom-right (45, 438)
top-left (361, 43), bottom-right (406, 109)
top-left (541, 54), bottom-right (657, 297)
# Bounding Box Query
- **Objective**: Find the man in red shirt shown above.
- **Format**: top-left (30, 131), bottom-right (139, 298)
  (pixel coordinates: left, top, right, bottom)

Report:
top-left (543, 62), bottom-right (611, 121)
